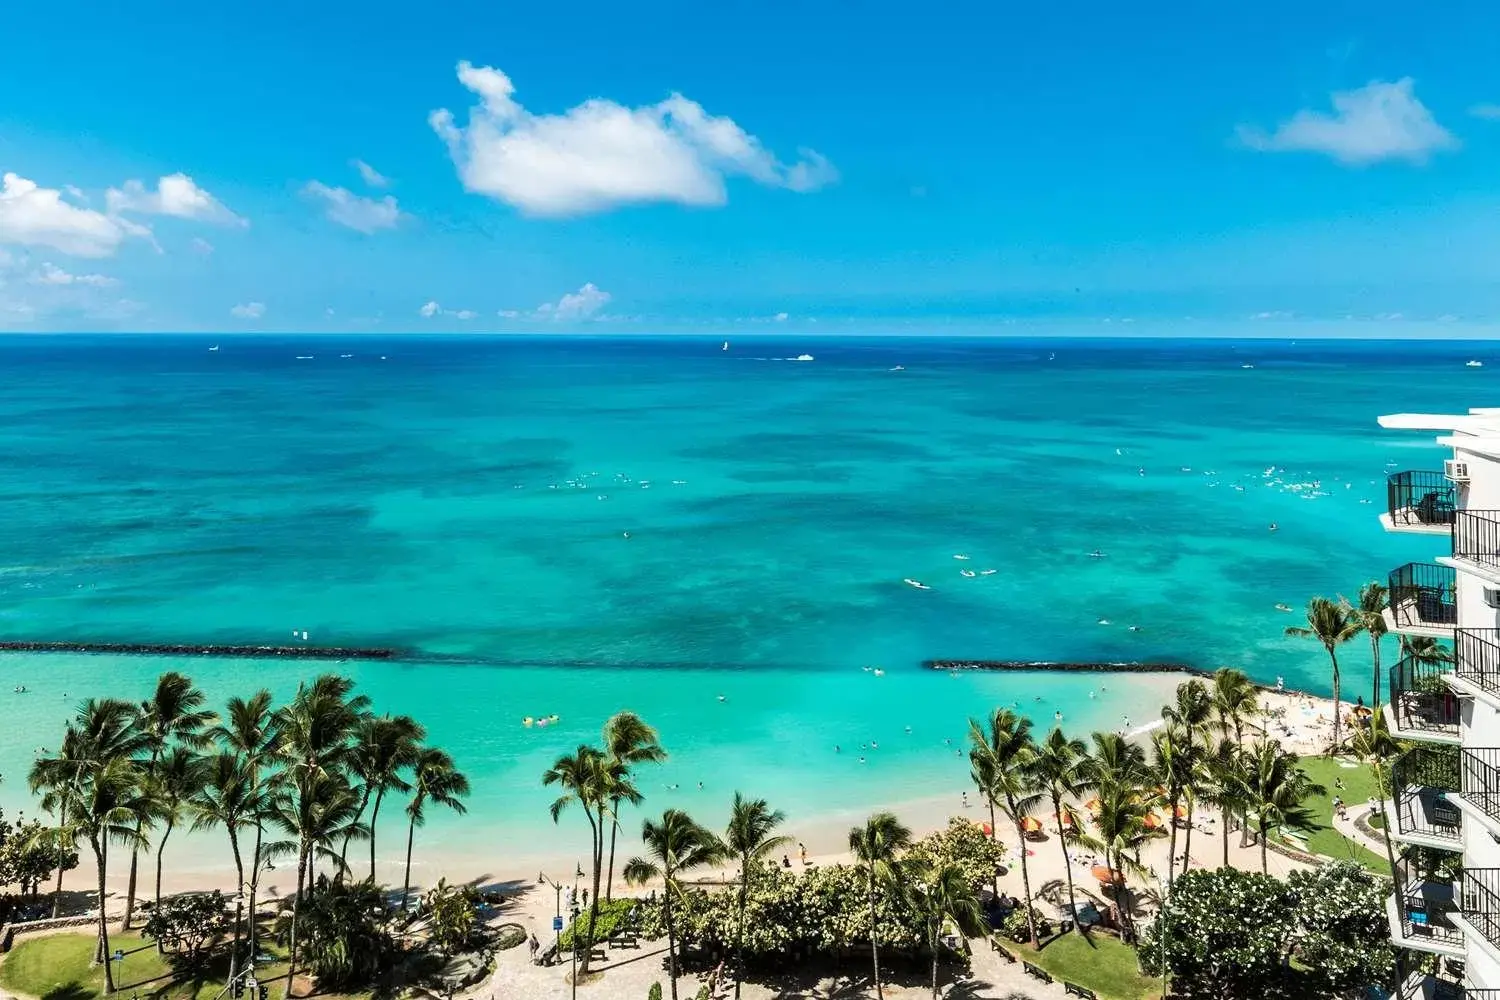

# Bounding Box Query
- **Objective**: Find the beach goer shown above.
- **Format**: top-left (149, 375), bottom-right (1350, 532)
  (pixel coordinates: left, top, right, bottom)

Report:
top-left (799, 843), bottom-right (808, 865)
top-left (528, 933), bottom-right (539, 962)
top-left (782, 855), bottom-right (792, 868)
top-left (1054, 711), bottom-right (1062, 722)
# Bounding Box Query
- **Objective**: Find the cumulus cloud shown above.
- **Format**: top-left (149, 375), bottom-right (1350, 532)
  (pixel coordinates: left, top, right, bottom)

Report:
top-left (303, 181), bottom-right (405, 234)
top-left (351, 159), bottom-right (389, 188)
top-left (528, 282), bottom-right (611, 321)
top-left (418, 300), bottom-right (475, 320)
top-left (419, 300), bottom-right (441, 318)
top-left (1237, 78), bottom-right (1457, 165)
top-left (32, 262), bottom-right (118, 287)
top-left (773, 311), bottom-right (789, 322)
top-left (230, 301), bottom-right (265, 319)
top-left (0, 172), bottom-right (141, 257)
top-left (107, 174), bottom-right (246, 226)
top-left (430, 61), bottom-right (837, 216)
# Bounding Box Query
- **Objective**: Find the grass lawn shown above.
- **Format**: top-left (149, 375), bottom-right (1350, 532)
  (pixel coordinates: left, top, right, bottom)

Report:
top-left (0, 929), bottom-right (306, 1000)
top-left (1031, 931), bottom-right (1159, 1000)
top-left (1282, 756), bottom-right (1388, 872)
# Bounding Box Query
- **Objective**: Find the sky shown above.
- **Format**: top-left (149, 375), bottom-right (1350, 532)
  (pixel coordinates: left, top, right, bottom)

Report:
top-left (3, 1), bottom-right (1500, 334)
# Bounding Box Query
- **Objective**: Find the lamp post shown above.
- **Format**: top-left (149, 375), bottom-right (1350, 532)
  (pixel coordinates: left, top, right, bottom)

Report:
top-left (570, 901), bottom-right (581, 1000)
top-left (537, 872), bottom-right (563, 961)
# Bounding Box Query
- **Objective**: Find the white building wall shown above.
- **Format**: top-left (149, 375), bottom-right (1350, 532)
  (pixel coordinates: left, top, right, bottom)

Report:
top-left (1456, 445), bottom-right (1500, 510)
top-left (1465, 696), bottom-right (1500, 746)
top-left (1454, 573), bottom-right (1500, 631)
top-left (1468, 943), bottom-right (1500, 989)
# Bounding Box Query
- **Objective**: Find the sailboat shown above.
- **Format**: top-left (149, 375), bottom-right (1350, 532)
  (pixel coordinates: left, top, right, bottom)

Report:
top-left (722, 341), bottom-right (729, 351)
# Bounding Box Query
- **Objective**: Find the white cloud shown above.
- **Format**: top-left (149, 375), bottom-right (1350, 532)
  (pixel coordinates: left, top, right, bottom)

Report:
top-left (773, 311), bottom-right (788, 322)
top-left (107, 173), bottom-right (246, 226)
top-left (418, 300), bottom-right (476, 320)
top-left (1471, 104), bottom-right (1500, 121)
top-left (230, 301), bottom-right (265, 319)
top-left (32, 262), bottom-right (118, 287)
top-left (0, 172), bottom-right (140, 257)
top-left (303, 181), bottom-right (404, 233)
top-left (454, 309), bottom-right (477, 320)
top-left (538, 282), bottom-right (610, 320)
top-left (351, 159), bottom-right (390, 188)
top-left (190, 237), bottom-right (215, 255)
top-left (497, 309), bottom-right (520, 318)
top-left (430, 61), bottom-right (837, 216)
top-left (1237, 79), bottom-right (1457, 165)
top-left (419, 300), bottom-right (441, 318)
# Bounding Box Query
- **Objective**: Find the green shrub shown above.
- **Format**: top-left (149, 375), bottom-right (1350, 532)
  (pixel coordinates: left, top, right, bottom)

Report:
top-left (493, 923), bottom-right (527, 951)
top-left (560, 898), bottom-right (638, 949)
top-left (647, 983), bottom-right (662, 1000)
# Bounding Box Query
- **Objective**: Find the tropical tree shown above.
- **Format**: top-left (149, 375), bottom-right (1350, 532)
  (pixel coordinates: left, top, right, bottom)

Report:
top-left (543, 744), bottom-right (608, 973)
top-left (848, 811), bottom-right (912, 1000)
top-left (1242, 739), bottom-right (1324, 873)
top-left (124, 672), bottom-right (214, 929)
top-left (401, 746), bottom-right (469, 911)
top-left (345, 714), bottom-right (423, 879)
top-left (271, 876), bottom-right (395, 991)
top-left (1029, 727), bottom-right (1090, 929)
top-left (902, 856), bottom-right (987, 1000)
top-left (1350, 582), bottom-right (1389, 709)
top-left (214, 691), bottom-right (279, 969)
top-left (723, 794), bottom-right (789, 999)
top-left (623, 810), bottom-right (725, 1000)
top-left (150, 746), bottom-right (210, 928)
top-left (1079, 732), bottom-right (1160, 942)
top-left (1350, 711), bottom-right (1403, 884)
top-left (1210, 668), bottom-right (1258, 749)
top-left (1152, 725), bottom-right (1191, 894)
top-left (1161, 680), bottom-right (1214, 875)
top-left (1399, 634), bottom-right (1455, 668)
top-left (1285, 597), bottom-right (1361, 751)
top-left (602, 712), bottom-right (665, 900)
top-left (968, 708), bottom-right (1040, 945)
top-left (190, 751), bottom-right (264, 982)
top-left (75, 755), bottom-right (155, 992)
top-left (1196, 737), bottom-right (1249, 868)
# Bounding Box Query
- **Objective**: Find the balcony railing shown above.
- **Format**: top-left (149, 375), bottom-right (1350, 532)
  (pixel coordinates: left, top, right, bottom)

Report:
top-left (1389, 471), bottom-right (1458, 528)
top-left (1455, 510), bottom-right (1500, 573)
top-left (1397, 980), bottom-right (1500, 1000)
top-left (1395, 746), bottom-right (1462, 844)
top-left (1395, 858), bottom-right (1462, 947)
top-left (1456, 629), bottom-right (1500, 698)
top-left (1390, 562), bottom-right (1459, 631)
top-left (1463, 868), bottom-right (1500, 949)
top-left (1390, 655), bottom-right (1461, 737)
top-left (1463, 749), bottom-right (1500, 829)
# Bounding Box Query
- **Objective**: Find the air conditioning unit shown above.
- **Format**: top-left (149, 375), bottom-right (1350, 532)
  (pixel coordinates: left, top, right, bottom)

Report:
top-left (1446, 459), bottom-right (1471, 482)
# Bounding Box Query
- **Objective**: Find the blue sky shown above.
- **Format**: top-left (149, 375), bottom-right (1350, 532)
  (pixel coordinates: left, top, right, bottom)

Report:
top-left (3, 0), bottom-right (1500, 334)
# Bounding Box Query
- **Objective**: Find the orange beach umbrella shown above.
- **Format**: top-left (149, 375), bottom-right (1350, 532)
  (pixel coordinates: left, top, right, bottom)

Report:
top-left (1059, 812), bottom-right (1076, 831)
top-left (1144, 812), bottom-right (1163, 830)
top-left (1091, 864), bottom-right (1125, 885)
top-left (1174, 804), bottom-right (1190, 820)
top-left (1083, 798), bottom-right (1102, 815)
top-left (1021, 816), bottom-right (1044, 834)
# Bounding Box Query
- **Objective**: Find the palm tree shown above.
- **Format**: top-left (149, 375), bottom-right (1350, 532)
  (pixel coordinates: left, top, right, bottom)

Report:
top-left (1400, 634), bottom-right (1455, 667)
top-left (150, 746), bottom-right (210, 925)
top-left (1196, 736), bottom-right (1249, 868)
top-left (1080, 732), bottom-right (1160, 942)
top-left (191, 751), bottom-right (264, 982)
top-left (1351, 711), bottom-right (1402, 884)
top-left (968, 708), bottom-right (1041, 945)
top-left (623, 810), bottom-right (724, 1000)
top-left (124, 672), bottom-right (214, 929)
top-left (1151, 725), bottom-right (1191, 893)
top-left (903, 857), bottom-right (987, 1000)
top-left (269, 770), bottom-right (367, 998)
top-left (543, 745), bottom-right (609, 973)
top-left (345, 714), bottom-right (423, 880)
top-left (1161, 680), bottom-right (1213, 875)
top-left (723, 793), bottom-right (789, 999)
top-left (401, 747), bottom-right (469, 911)
top-left (29, 698), bottom-right (147, 918)
top-left (1351, 582), bottom-right (1390, 709)
top-left (848, 811), bottom-right (912, 1000)
top-left (1286, 596), bottom-right (1361, 751)
top-left (1210, 668), bottom-right (1258, 749)
top-left (73, 755), bottom-right (154, 992)
top-left (602, 712), bottom-right (665, 900)
top-left (214, 691), bottom-right (279, 969)
top-left (1029, 727), bottom-right (1090, 929)
top-left (1242, 739), bottom-right (1324, 872)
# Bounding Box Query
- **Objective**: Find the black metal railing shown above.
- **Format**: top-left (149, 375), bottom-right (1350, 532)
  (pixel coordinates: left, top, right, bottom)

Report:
top-left (1463, 749), bottom-right (1500, 828)
top-left (1396, 977), bottom-right (1476, 1000)
top-left (1389, 471), bottom-right (1459, 528)
top-left (1457, 629), bottom-right (1500, 698)
top-left (1390, 655), bottom-right (1461, 736)
top-left (1462, 868), bottom-right (1500, 949)
top-left (1395, 858), bottom-right (1462, 947)
top-left (1395, 746), bottom-right (1462, 843)
top-left (1455, 510), bottom-right (1500, 573)
top-left (1390, 563), bottom-right (1459, 630)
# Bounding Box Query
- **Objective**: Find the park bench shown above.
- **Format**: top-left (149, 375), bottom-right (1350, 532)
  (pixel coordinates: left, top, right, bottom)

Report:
top-left (588, 947), bottom-right (607, 963)
top-left (988, 937), bottom-right (1016, 963)
top-left (1022, 961), bottom-right (1053, 984)
top-left (611, 931), bottom-right (640, 949)
top-left (1064, 983), bottom-right (1097, 1000)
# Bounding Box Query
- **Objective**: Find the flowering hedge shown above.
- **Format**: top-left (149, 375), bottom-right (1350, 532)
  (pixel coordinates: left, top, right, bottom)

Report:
top-left (1287, 861), bottom-right (1394, 996)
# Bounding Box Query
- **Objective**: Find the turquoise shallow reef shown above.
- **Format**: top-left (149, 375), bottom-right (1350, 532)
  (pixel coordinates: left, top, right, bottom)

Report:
top-left (0, 334), bottom-right (1470, 852)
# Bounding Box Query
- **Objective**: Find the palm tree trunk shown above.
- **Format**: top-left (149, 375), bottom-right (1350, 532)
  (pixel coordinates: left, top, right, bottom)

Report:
top-left (248, 823), bottom-right (263, 971)
top-left (581, 806), bottom-right (605, 974)
top-left (1182, 801), bottom-right (1194, 877)
top-left (605, 807), bottom-right (620, 903)
top-left (1166, 797), bottom-right (1179, 893)
top-left (1221, 814), bottom-right (1230, 868)
top-left (402, 815), bottom-right (417, 911)
top-left (1372, 755), bottom-right (1401, 886)
top-left (1054, 800), bottom-right (1080, 933)
top-left (341, 784), bottom-right (371, 875)
top-left (1259, 820), bottom-right (1269, 873)
top-left (94, 837), bottom-right (116, 993)
top-left (1110, 848), bottom-right (1134, 943)
top-left (51, 839), bottom-right (66, 917)
top-left (734, 871), bottom-right (748, 1000)
top-left (227, 829), bottom-right (245, 986)
top-left (124, 832), bottom-right (140, 931)
top-left (1010, 797), bottom-right (1038, 947)
top-left (987, 798), bottom-right (999, 903)
top-left (930, 925), bottom-right (939, 1000)
top-left (1327, 647), bottom-right (1343, 752)
top-left (1371, 634), bottom-right (1382, 710)
top-left (154, 820), bottom-right (175, 953)
top-left (286, 846), bottom-right (309, 999)
top-left (368, 788), bottom-right (385, 881)
top-left (868, 870), bottom-right (884, 1000)
top-left (665, 885), bottom-right (679, 1000)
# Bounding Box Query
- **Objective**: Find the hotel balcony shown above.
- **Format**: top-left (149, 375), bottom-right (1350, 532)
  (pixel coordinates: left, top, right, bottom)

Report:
top-left (1389, 858), bottom-right (1464, 957)
top-left (1385, 471), bottom-right (1459, 534)
top-left (1451, 510), bottom-right (1500, 586)
top-left (1393, 746), bottom-right (1462, 849)
top-left (1454, 629), bottom-right (1500, 706)
top-left (1389, 655), bottom-right (1463, 745)
top-left (1459, 749), bottom-right (1500, 840)
top-left (1396, 973), bottom-right (1498, 1000)
top-left (1388, 562), bottom-right (1459, 638)
top-left (1458, 868), bottom-right (1500, 956)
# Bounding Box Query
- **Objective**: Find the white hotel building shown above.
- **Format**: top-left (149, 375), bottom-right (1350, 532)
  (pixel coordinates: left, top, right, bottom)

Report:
top-left (1380, 409), bottom-right (1500, 1000)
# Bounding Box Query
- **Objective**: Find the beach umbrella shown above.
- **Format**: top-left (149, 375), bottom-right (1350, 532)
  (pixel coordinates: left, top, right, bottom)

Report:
top-left (1143, 812), bottom-right (1163, 830)
top-left (975, 820), bottom-right (993, 836)
top-left (1090, 864), bottom-right (1124, 885)
top-left (1021, 816), bottom-right (1043, 834)
top-left (1083, 798), bottom-right (1101, 815)
top-left (1059, 812), bottom-right (1075, 831)
top-left (1174, 804), bottom-right (1190, 820)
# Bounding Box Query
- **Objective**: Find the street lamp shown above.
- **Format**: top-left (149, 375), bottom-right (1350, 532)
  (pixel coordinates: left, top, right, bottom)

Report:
top-left (570, 901), bottom-right (581, 1000)
top-left (537, 872), bottom-right (564, 963)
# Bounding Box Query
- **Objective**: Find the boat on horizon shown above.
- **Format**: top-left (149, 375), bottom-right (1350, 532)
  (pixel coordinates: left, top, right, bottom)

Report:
top-left (890, 365), bottom-right (905, 371)
top-left (208, 344), bottom-right (220, 352)
top-left (792, 353), bottom-right (814, 362)
top-left (1469, 360), bottom-right (1484, 368)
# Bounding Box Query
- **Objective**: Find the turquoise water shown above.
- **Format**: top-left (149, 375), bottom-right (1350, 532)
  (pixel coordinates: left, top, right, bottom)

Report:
top-left (0, 335), bottom-right (1470, 861)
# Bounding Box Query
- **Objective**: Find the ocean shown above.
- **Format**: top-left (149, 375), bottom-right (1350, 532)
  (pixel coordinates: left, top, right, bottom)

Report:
top-left (0, 334), bottom-right (1467, 869)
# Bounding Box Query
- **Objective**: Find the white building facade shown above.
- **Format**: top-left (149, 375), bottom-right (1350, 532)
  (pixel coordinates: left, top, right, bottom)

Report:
top-left (1381, 409), bottom-right (1500, 999)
